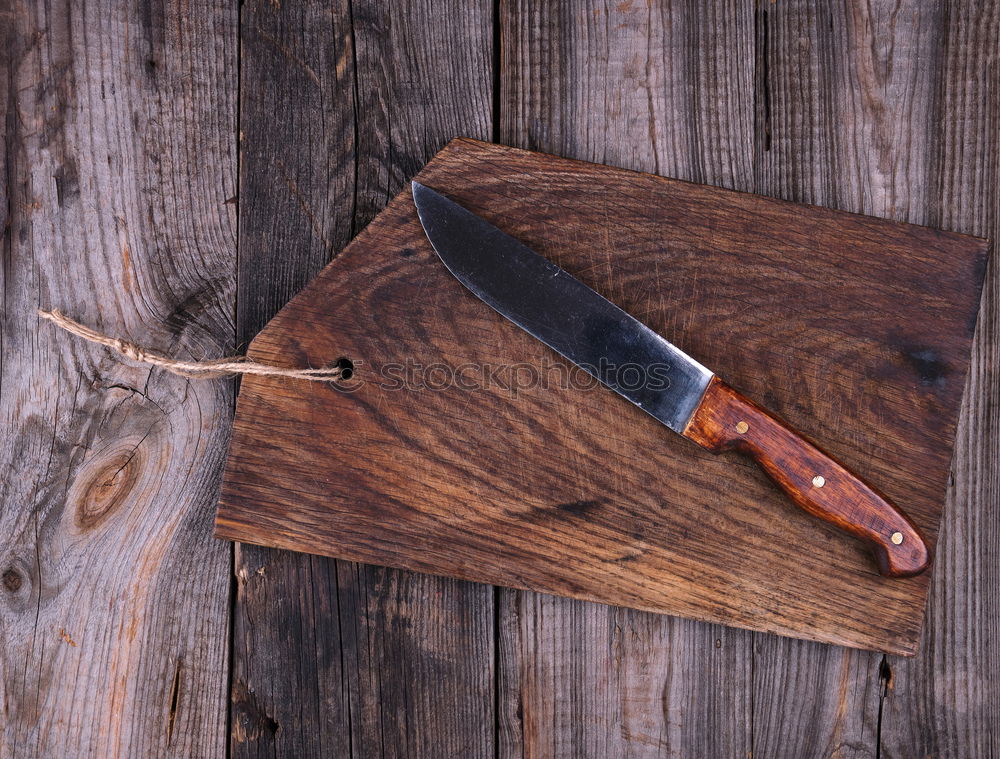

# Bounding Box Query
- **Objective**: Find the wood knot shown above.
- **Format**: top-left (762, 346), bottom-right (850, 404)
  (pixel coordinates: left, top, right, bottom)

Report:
top-left (903, 347), bottom-right (948, 387)
top-left (2, 568), bottom-right (23, 592)
top-left (70, 437), bottom-right (149, 530)
top-left (231, 679), bottom-right (280, 743)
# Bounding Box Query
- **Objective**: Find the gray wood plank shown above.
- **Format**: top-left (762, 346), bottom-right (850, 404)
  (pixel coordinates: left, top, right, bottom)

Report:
top-left (881, 2), bottom-right (1000, 755)
top-left (231, 1), bottom-right (496, 756)
top-left (0, 1), bottom-right (236, 757)
top-left (497, 2), bottom-right (755, 756)
top-left (754, 0), bottom-right (943, 220)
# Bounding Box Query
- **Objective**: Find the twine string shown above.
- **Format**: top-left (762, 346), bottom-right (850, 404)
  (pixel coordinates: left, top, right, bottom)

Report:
top-left (38, 309), bottom-right (344, 382)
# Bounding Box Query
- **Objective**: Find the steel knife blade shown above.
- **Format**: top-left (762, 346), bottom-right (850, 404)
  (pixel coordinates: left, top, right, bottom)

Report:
top-left (411, 181), bottom-right (929, 578)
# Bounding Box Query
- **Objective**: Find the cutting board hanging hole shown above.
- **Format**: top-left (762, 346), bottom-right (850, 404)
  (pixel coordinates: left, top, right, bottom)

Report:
top-left (335, 357), bottom-right (355, 380)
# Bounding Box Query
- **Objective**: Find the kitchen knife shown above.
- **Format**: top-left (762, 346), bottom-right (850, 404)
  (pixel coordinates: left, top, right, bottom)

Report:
top-left (411, 181), bottom-right (930, 578)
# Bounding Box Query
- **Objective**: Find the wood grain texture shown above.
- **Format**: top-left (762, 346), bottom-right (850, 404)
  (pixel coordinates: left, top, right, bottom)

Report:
top-left (749, 2), bottom-right (998, 757)
top-left (0, 1), bottom-right (235, 757)
top-left (748, 2), bottom-right (941, 755)
top-left (880, 2), bottom-right (1000, 755)
top-left (231, 1), bottom-right (496, 757)
top-left (684, 377), bottom-right (929, 578)
top-left (3, 1), bottom-right (994, 756)
top-left (497, 4), bottom-right (757, 756)
top-left (217, 138), bottom-right (987, 655)
top-left (497, 593), bottom-right (752, 759)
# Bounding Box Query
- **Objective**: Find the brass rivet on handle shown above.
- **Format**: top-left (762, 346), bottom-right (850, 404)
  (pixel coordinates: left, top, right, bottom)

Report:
top-left (812, 475), bottom-right (825, 488)
top-left (891, 531), bottom-right (904, 545)
top-left (735, 421), bottom-right (749, 434)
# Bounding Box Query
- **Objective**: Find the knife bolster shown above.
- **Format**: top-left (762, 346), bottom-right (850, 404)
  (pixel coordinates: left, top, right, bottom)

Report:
top-left (682, 376), bottom-right (930, 578)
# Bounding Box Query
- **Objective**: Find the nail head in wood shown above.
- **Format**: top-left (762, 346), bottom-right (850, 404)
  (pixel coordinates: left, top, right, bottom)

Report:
top-left (735, 421), bottom-right (749, 434)
top-left (891, 532), bottom-right (904, 545)
top-left (812, 475), bottom-right (825, 488)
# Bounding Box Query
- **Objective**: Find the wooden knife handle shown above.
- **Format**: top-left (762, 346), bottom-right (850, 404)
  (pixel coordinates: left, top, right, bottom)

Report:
top-left (683, 377), bottom-right (930, 578)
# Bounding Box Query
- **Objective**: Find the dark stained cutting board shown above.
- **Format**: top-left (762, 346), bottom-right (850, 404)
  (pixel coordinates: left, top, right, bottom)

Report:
top-left (216, 139), bottom-right (989, 655)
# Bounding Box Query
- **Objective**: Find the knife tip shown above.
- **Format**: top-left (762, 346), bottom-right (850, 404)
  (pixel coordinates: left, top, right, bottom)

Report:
top-left (411, 181), bottom-right (443, 221)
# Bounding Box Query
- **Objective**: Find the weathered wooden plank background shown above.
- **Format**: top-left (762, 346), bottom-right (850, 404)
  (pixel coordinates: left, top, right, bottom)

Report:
top-left (1, 1), bottom-right (236, 757)
top-left (2, 0), bottom-right (997, 757)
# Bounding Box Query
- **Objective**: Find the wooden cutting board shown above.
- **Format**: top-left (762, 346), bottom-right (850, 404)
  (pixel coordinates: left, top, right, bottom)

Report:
top-left (216, 139), bottom-right (989, 655)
